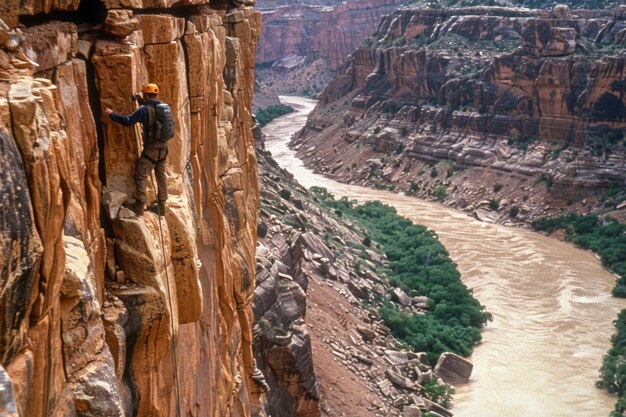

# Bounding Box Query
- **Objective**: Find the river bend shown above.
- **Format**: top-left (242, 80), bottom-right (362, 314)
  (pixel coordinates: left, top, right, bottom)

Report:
top-left (262, 95), bottom-right (624, 417)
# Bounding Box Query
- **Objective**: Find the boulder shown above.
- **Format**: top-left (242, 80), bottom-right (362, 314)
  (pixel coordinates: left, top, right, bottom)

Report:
top-left (393, 287), bottom-right (412, 306)
top-left (293, 232), bottom-right (335, 262)
top-left (403, 405), bottom-right (422, 417)
top-left (347, 278), bottom-right (371, 299)
top-left (434, 352), bottom-right (473, 384)
top-left (356, 325), bottom-right (378, 342)
top-left (386, 369), bottom-right (416, 391)
top-left (385, 350), bottom-right (410, 365)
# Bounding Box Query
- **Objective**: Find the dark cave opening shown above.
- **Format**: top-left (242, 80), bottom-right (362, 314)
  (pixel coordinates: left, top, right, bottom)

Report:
top-left (19, 0), bottom-right (107, 27)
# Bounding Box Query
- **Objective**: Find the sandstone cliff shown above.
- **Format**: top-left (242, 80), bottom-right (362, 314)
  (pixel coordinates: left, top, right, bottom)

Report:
top-left (295, 5), bottom-right (626, 224)
top-left (254, 0), bottom-right (406, 99)
top-left (0, 2), bottom-right (265, 416)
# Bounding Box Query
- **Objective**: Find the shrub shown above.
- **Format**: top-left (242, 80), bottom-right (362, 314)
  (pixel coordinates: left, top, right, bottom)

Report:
top-left (257, 222), bottom-right (268, 238)
top-left (509, 206), bottom-right (519, 218)
top-left (599, 310), bottom-right (626, 416)
top-left (363, 236), bottom-right (372, 247)
top-left (493, 183), bottom-right (503, 193)
top-left (507, 135), bottom-right (536, 152)
top-left (279, 189), bottom-right (292, 201)
top-left (435, 185), bottom-right (447, 201)
top-left (373, 126), bottom-right (381, 134)
top-left (317, 262), bottom-right (330, 276)
top-left (423, 380), bottom-right (454, 407)
top-left (550, 143), bottom-right (568, 160)
top-left (400, 126), bottom-right (409, 137)
top-left (488, 199), bottom-right (499, 211)
top-left (533, 174), bottom-right (553, 189)
top-left (430, 167), bottom-right (439, 178)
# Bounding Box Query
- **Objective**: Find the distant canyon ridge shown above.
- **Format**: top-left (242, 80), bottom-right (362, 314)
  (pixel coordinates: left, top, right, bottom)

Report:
top-left (291, 4), bottom-right (626, 224)
top-left (253, 0), bottom-right (406, 105)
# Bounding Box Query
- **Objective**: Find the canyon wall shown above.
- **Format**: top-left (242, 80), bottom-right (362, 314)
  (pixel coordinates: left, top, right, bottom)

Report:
top-left (0, 1), bottom-right (266, 416)
top-left (257, 0), bottom-right (405, 72)
top-left (296, 5), bottom-right (626, 223)
top-left (254, 0), bottom-right (406, 98)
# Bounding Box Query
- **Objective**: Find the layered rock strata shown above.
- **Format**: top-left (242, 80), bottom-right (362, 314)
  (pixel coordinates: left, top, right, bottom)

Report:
top-left (254, 0), bottom-right (406, 99)
top-left (295, 5), bottom-right (626, 223)
top-left (254, 148), bottom-right (455, 417)
top-left (0, 2), bottom-right (264, 416)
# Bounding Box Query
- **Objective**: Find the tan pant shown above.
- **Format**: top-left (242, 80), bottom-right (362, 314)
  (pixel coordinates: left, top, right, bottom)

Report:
top-left (133, 147), bottom-right (168, 204)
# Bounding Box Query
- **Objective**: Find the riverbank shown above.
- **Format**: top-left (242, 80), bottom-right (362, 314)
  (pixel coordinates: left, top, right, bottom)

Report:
top-left (262, 95), bottom-right (625, 417)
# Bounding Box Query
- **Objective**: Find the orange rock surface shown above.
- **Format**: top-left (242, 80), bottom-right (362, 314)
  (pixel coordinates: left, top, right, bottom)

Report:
top-left (0, 2), bottom-right (263, 416)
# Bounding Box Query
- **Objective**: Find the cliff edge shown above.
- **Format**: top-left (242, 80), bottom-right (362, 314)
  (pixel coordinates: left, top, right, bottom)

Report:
top-left (0, 2), bottom-right (264, 416)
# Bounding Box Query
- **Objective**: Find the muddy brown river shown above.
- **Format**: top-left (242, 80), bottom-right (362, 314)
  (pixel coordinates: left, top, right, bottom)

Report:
top-left (262, 96), bottom-right (624, 416)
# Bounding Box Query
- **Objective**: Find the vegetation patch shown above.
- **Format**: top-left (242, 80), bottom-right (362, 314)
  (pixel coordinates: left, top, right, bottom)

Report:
top-left (254, 104), bottom-right (294, 127)
top-left (507, 135), bottom-right (536, 152)
top-left (435, 185), bottom-right (448, 201)
top-left (598, 310), bottom-right (626, 417)
top-left (257, 221), bottom-right (268, 238)
top-left (423, 380), bottom-right (454, 407)
top-left (312, 187), bottom-right (492, 364)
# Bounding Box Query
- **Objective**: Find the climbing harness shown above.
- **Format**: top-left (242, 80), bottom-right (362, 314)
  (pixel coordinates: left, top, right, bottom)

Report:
top-left (132, 100), bottom-right (184, 417)
top-left (140, 148), bottom-right (168, 165)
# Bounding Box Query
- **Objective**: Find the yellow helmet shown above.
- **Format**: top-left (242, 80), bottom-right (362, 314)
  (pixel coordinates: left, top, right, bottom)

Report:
top-left (141, 83), bottom-right (159, 94)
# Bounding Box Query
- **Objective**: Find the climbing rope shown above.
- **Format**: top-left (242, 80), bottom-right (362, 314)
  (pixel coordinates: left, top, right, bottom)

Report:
top-left (132, 101), bottom-right (184, 417)
top-left (154, 193), bottom-right (184, 417)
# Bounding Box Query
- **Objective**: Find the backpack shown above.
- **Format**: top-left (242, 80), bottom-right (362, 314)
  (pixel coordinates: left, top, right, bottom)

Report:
top-left (146, 101), bottom-right (174, 145)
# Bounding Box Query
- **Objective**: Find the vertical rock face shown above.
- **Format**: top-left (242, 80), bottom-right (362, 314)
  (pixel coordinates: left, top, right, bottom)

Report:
top-left (254, 0), bottom-right (406, 97)
top-left (257, 0), bottom-right (405, 72)
top-left (0, 1), bottom-right (262, 416)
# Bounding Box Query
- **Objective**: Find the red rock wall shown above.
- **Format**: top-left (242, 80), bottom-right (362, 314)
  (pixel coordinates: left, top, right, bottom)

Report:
top-left (257, 0), bottom-right (405, 71)
top-left (0, 2), bottom-right (264, 416)
top-left (296, 5), bottom-right (626, 221)
top-left (348, 6), bottom-right (626, 143)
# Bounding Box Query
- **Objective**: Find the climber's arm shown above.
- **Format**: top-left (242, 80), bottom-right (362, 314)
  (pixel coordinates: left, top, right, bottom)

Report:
top-left (105, 106), bottom-right (147, 126)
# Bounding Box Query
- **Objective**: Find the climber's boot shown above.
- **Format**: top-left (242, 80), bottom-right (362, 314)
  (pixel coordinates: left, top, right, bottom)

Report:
top-left (130, 200), bottom-right (145, 216)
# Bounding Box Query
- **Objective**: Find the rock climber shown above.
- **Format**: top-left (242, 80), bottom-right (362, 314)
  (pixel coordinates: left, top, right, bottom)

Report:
top-left (104, 83), bottom-right (170, 216)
